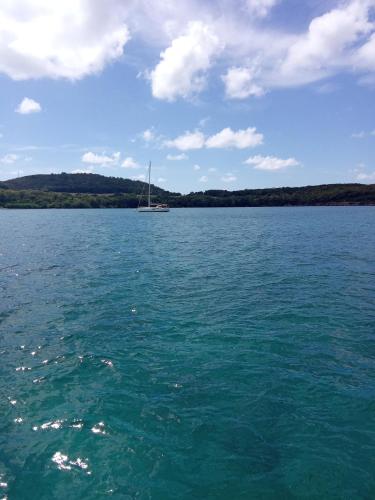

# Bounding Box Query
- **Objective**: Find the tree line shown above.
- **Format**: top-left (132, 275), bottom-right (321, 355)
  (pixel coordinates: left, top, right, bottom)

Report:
top-left (1, 183), bottom-right (374, 208)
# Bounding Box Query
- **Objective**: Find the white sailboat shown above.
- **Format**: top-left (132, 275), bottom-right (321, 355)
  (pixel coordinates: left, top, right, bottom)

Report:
top-left (137, 162), bottom-right (170, 212)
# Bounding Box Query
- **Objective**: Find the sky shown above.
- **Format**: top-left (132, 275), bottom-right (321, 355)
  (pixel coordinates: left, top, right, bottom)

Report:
top-left (0, 0), bottom-right (374, 193)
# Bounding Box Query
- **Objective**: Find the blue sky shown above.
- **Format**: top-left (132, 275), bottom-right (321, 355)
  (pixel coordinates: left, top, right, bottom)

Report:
top-left (0, 0), bottom-right (374, 193)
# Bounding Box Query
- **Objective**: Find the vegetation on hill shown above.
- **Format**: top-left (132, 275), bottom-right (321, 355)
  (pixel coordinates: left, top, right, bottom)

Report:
top-left (0, 189), bottom-right (140, 209)
top-left (173, 184), bottom-right (375, 207)
top-left (1, 172), bottom-right (171, 196)
top-left (0, 173), bottom-right (374, 208)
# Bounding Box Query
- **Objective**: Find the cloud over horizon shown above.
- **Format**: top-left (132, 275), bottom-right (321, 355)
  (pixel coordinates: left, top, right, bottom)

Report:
top-left (244, 155), bottom-right (300, 171)
top-left (82, 151), bottom-right (120, 167)
top-left (165, 127), bottom-right (263, 151)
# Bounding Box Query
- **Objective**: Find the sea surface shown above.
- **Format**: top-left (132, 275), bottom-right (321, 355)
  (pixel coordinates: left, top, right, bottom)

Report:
top-left (0, 207), bottom-right (374, 499)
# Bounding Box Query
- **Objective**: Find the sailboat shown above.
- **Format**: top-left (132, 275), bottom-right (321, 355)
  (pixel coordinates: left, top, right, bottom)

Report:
top-left (137, 162), bottom-right (170, 212)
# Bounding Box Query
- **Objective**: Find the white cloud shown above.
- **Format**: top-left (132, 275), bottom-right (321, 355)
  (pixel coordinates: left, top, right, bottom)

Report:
top-left (1, 0), bottom-right (374, 101)
top-left (193, 164), bottom-right (201, 171)
top-left (2, 1), bottom-right (374, 100)
top-left (0, 133), bottom-right (3, 139)
top-left (15, 97), bottom-right (41, 114)
top-left (0, 153), bottom-right (19, 164)
top-left (353, 162), bottom-right (375, 182)
top-left (208, 167), bottom-right (217, 172)
top-left (132, 174), bottom-right (146, 181)
top-left (352, 131), bottom-right (366, 138)
top-left (165, 130), bottom-right (205, 151)
top-left (0, 1), bottom-right (130, 80)
top-left (199, 175), bottom-right (208, 182)
top-left (222, 66), bottom-right (264, 99)
top-left (151, 21), bottom-right (222, 101)
top-left (246, 0), bottom-right (279, 18)
top-left (245, 155), bottom-right (300, 170)
top-left (165, 126), bottom-right (263, 151)
top-left (371, 130), bottom-right (375, 136)
top-left (157, 177), bottom-right (167, 183)
top-left (81, 151), bottom-right (120, 166)
top-left (356, 171), bottom-right (375, 181)
top-left (356, 32), bottom-right (375, 72)
top-left (278, 1), bottom-right (373, 87)
top-left (166, 153), bottom-right (188, 160)
top-left (142, 128), bottom-right (154, 141)
top-left (122, 157), bottom-right (139, 168)
top-left (71, 168), bottom-right (93, 174)
top-left (222, 1), bottom-right (375, 99)
top-left (206, 127), bottom-right (263, 149)
top-left (221, 173), bottom-right (237, 182)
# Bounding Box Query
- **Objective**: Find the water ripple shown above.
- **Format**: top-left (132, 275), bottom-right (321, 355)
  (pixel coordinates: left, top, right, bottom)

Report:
top-left (0, 207), bottom-right (374, 498)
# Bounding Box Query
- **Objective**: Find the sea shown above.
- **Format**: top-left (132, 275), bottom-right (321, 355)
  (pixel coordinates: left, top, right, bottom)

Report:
top-left (1, 207), bottom-right (374, 499)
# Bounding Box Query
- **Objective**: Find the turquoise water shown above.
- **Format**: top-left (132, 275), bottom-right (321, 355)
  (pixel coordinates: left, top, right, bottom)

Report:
top-left (1, 207), bottom-right (374, 499)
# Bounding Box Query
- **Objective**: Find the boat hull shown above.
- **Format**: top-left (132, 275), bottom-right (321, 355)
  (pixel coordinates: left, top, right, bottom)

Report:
top-left (137, 207), bottom-right (170, 212)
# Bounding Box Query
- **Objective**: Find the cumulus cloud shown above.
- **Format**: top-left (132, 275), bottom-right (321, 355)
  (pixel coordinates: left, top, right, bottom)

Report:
top-left (193, 164), bottom-right (201, 171)
top-left (157, 177), bottom-right (167, 183)
top-left (0, 153), bottom-right (19, 164)
top-left (221, 0), bottom-right (375, 98)
top-left (15, 97), bottom-right (41, 114)
top-left (81, 151), bottom-right (120, 166)
top-left (353, 163), bottom-right (375, 181)
top-left (244, 155), bottom-right (300, 170)
top-left (0, 0), bottom-right (130, 80)
top-left (122, 157), bottom-right (139, 168)
top-left (222, 66), bottom-right (264, 99)
top-left (71, 168), bottom-right (93, 174)
top-left (165, 127), bottom-right (263, 151)
top-left (165, 131), bottom-right (205, 151)
top-left (356, 170), bottom-right (375, 181)
top-left (246, 0), bottom-right (279, 18)
top-left (2, 1), bottom-right (375, 101)
top-left (356, 33), bottom-right (375, 71)
top-left (221, 173), bottom-right (237, 182)
top-left (166, 153), bottom-right (188, 160)
top-left (151, 21), bottom-right (222, 101)
top-left (142, 128), bottom-right (154, 141)
top-left (206, 127), bottom-right (263, 149)
top-left (132, 173), bottom-right (146, 181)
top-left (278, 1), bottom-right (373, 86)
top-left (203, 1), bottom-right (375, 97)
top-left (199, 175), bottom-right (208, 182)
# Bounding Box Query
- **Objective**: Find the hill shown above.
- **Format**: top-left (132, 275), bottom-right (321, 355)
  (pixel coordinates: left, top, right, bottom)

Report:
top-left (0, 173), bottom-right (374, 208)
top-left (176, 184), bottom-right (375, 207)
top-left (0, 172), bottom-right (173, 196)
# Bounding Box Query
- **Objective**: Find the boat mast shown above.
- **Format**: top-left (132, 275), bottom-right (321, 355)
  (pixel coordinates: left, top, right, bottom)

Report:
top-left (148, 161), bottom-right (151, 208)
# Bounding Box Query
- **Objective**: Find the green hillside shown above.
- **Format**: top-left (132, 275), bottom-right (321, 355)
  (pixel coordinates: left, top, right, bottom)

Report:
top-left (176, 184), bottom-right (375, 207)
top-left (0, 172), bottom-right (172, 195)
top-left (0, 173), bottom-right (374, 208)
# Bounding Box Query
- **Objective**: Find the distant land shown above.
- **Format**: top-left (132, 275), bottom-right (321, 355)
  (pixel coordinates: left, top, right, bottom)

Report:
top-left (0, 173), bottom-right (374, 208)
